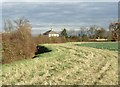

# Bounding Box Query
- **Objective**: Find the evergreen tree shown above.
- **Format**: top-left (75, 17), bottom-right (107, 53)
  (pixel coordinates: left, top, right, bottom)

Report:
top-left (61, 28), bottom-right (68, 38)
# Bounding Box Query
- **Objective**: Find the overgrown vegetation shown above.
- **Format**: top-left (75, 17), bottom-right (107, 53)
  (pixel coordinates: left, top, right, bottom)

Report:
top-left (2, 17), bottom-right (36, 64)
top-left (34, 35), bottom-right (67, 44)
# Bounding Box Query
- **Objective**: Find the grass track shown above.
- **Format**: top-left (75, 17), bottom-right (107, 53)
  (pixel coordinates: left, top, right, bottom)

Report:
top-left (2, 42), bottom-right (118, 85)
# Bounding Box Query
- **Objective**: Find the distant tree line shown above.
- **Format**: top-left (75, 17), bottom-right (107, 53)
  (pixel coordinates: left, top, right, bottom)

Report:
top-left (60, 24), bottom-right (120, 41)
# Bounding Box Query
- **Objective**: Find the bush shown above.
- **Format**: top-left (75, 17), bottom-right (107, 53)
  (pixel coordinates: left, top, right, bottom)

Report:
top-left (2, 18), bottom-right (36, 64)
top-left (81, 34), bottom-right (89, 41)
top-left (67, 36), bottom-right (80, 42)
top-left (34, 35), bottom-right (67, 45)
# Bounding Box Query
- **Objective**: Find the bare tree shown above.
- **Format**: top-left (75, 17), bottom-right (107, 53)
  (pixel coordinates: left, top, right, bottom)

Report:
top-left (95, 27), bottom-right (106, 39)
top-left (109, 22), bottom-right (120, 41)
top-left (4, 19), bottom-right (14, 32)
top-left (14, 17), bottom-right (31, 29)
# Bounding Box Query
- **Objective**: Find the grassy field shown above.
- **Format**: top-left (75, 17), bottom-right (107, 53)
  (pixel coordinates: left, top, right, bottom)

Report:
top-left (2, 42), bottom-right (118, 85)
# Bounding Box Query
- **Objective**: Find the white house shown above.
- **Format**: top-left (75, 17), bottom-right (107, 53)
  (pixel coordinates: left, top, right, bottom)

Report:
top-left (43, 29), bottom-right (59, 37)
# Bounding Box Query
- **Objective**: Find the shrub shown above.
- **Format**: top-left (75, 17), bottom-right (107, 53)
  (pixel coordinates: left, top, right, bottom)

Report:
top-left (81, 34), bottom-right (89, 41)
top-left (34, 35), bottom-right (67, 44)
top-left (67, 36), bottom-right (80, 42)
top-left (2, 18), bottom-right (36, 64)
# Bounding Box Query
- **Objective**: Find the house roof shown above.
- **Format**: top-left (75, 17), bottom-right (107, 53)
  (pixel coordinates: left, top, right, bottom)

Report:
top-left (43, 29), bottom-right (59, 35)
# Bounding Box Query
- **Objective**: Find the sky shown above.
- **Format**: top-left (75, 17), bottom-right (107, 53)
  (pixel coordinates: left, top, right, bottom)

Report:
top-left (1, 0), bottom-right (119, 2)
top-left (1, 0), bottom-right (119, 35)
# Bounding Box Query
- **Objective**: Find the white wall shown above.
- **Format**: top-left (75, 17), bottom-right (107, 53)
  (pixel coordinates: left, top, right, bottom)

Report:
top-left (49, 34), bottom-right (59, 37)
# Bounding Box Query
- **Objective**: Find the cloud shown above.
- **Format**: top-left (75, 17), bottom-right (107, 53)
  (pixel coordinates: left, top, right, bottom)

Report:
top-left (2, 0), bottom-right (119, 2)
top-left (1, 2), bottom-right (118, 33)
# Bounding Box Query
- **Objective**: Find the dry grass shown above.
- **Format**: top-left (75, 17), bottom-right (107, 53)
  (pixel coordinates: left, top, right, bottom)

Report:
top-left (2, 42), bottom-right (118, 85)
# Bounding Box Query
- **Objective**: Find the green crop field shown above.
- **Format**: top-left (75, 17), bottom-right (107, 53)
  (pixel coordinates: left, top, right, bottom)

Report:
top-left (2, 42), bottom-right (118, 85)
top-left (76, 42), bottom-right (118, 51)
